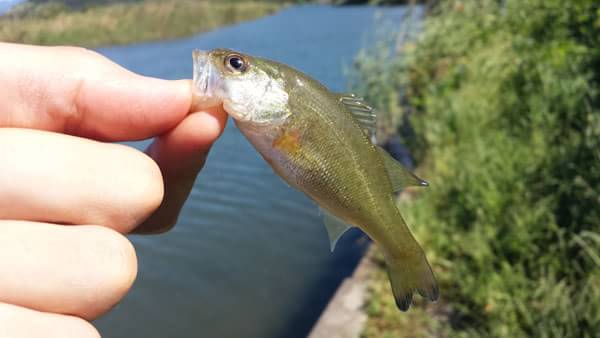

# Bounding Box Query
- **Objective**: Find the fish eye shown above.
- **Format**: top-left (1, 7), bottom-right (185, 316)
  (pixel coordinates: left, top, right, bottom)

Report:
top-left (225, 54), bottom-right (247, 72)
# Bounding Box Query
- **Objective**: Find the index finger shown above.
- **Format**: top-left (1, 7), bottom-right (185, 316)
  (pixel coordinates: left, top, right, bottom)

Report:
top-left (0, 43), bottom-right (192, 141)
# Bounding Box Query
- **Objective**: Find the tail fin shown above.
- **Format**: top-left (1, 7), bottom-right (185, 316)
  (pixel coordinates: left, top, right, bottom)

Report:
top-left (385, 251), bottom-right (439, 311)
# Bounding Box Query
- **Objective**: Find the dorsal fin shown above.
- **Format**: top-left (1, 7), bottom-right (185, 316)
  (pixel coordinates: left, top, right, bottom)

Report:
top-left (320, 207), bottom-right (353, 252)
top-left (376, 146), bottom-right (429, 192)
top-left (337, 93), bottom-right (376, 142)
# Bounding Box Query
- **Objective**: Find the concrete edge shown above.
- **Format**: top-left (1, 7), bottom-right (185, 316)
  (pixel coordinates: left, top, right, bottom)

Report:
top-left (307, 247), bottom-right (375, 338)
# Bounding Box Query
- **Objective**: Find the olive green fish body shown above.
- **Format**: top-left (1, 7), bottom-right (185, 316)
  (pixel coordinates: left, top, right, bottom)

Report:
top-left (241, 75), bottom-right (398, 245)
top-left (193, 49), bottom-right (438, 310)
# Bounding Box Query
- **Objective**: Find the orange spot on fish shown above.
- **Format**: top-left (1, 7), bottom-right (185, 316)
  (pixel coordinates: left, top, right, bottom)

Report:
top-left (273, 129), bottom-right (301, 154)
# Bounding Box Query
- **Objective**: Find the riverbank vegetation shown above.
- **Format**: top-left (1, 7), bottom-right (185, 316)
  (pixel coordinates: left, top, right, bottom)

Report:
top-left (0, 0), bottom-right (282, 47)
top-left (352, 1), bottom-right (600, 336)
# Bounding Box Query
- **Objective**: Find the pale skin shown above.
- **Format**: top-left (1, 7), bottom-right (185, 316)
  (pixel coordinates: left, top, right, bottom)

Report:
top-left (0, 42), bottom-right (228, 337)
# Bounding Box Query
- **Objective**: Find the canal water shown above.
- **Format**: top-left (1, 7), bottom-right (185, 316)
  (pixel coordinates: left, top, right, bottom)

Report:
top-left (94, 5), bottom-right (409, 338)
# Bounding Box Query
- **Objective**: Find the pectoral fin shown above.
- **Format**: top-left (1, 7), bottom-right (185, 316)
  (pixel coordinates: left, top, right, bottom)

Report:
top-left (337, 93), bottom-right (377, 143)
top-left (376, 146), bottom-right (429, 191)
top-left (320, 207), bottom-right (353, 252)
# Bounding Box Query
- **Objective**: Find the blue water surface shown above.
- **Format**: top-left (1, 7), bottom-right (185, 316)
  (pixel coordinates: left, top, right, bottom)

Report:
top-left (94, 5), bottom-right (409, 338)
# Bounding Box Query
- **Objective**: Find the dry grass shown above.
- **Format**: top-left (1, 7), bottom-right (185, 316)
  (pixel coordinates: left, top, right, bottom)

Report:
top-left (0, 0), bottom-right (283, 47)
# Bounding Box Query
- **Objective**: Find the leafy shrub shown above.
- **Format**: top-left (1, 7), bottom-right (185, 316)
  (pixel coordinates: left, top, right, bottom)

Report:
top-left (353, 1), bottom-right (600, 337)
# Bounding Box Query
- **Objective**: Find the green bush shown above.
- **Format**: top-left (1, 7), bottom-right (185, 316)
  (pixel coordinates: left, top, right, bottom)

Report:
top-left (353, 1), bottom-right (600, 337)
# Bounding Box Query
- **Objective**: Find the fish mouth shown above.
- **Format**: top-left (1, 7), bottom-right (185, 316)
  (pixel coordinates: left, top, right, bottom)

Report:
top-left (192, 49), bottom-right (222, 107)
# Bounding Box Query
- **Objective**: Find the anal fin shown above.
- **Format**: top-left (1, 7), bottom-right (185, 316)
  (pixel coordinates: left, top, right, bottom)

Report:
top-left (320, 207), bottom-right (353, 252)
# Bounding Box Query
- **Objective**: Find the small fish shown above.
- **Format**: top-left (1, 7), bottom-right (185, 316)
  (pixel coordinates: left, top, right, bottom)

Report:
top-left (192, 49), bottom-right (438, 311)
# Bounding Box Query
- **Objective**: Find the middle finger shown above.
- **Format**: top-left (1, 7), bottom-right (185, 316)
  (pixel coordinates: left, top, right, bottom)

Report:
top-left (0, 128), bottom-right (163, 233)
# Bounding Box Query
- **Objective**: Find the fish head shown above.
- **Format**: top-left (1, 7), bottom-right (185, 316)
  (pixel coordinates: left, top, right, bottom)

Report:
top-left (193, 49), bottom-right (290, 125)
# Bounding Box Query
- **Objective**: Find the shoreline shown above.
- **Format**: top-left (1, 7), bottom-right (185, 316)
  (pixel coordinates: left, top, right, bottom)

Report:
top-left (308, 246), bottom-right (375, 338)
top-left (0, 1), bottom-right (284, 48)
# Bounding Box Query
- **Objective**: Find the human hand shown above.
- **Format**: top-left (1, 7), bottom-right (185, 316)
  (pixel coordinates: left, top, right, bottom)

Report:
top-left (0, 43), bottom-right (227, 337)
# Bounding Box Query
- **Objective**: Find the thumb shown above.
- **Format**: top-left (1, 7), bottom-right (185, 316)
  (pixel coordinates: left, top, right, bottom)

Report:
top-left (133, 100), bottom-right (228, 234)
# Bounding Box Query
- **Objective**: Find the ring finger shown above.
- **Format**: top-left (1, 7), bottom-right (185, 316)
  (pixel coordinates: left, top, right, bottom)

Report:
top-left (0, 303), bottom-right (100, 338)
top-left (0, 220), bottom-right (137, 320)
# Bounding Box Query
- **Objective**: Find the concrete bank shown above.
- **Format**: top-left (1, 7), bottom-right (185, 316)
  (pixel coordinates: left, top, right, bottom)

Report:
top-left (308, 248), bottom-right (374, 338)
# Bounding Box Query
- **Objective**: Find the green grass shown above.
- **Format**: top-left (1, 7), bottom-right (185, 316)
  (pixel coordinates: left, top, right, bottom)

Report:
top-left (352, 1), bottom-right (600, 337)
top-left (0, 0), bottom-right (283, 47)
